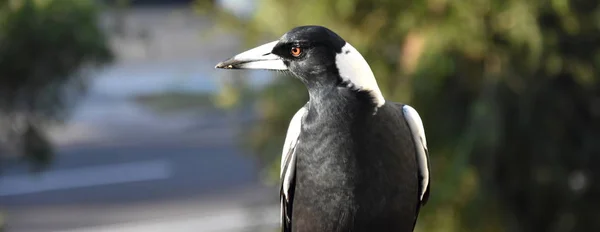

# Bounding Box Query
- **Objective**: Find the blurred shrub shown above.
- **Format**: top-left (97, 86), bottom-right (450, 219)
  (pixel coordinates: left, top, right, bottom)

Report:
top-left (0, 0), bottom-right (112, 170)
top-left (205, 0), bottom-right (600, 231)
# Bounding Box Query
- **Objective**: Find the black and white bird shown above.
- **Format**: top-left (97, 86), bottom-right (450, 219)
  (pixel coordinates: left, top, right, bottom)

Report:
top-left (216, 25), bottom-right (430, 232)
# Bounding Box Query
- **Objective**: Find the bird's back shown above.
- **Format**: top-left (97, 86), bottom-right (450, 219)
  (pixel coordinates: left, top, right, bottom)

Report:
top-left (292, 95), bottom-right (420, 232)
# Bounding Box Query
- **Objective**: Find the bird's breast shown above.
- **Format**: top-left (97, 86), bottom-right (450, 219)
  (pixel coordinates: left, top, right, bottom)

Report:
top-left (291, 104), bottom-right (419, 231)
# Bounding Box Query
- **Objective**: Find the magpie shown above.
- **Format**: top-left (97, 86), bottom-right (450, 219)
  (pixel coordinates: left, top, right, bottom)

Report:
top-left (216, 25), bottom-right (430, 232)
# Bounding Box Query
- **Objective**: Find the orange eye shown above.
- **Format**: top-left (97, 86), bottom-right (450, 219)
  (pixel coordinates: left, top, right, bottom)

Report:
top-left (290, 47), bottom-right (302, 57)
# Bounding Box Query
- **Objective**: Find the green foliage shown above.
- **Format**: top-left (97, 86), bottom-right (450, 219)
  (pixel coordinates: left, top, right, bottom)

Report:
top-left (0, 0), bottom-right (112, 169)
top-left (206, 0), bottom-right (600, 231)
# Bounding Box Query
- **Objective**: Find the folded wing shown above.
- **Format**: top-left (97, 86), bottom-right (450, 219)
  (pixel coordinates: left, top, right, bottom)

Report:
top-left (280, 105), bottom-right (307, 232)
top-left (402, 105), bottom-right (431, 205)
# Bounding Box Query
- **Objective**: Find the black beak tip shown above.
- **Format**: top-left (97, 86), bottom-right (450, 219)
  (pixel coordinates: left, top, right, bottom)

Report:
top-left (215, 59), bottom-right (236, 69)
top-left (214, 62), bottom-right (227, 69)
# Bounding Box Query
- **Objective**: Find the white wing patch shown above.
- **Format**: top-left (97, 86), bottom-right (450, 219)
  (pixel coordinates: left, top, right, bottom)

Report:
top-left (280, 105), bottom-right (307, 229)
top-left (280, 106), bottom-right (306, 177)
top-left (402, 105), bottom-right (430, 202)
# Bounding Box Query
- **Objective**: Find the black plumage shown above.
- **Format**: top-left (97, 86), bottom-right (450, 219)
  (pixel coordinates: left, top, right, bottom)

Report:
top-left (216, 25), bottom-right (430, 232)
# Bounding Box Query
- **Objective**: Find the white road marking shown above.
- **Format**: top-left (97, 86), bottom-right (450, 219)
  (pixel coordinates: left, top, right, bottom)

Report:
top-left (54, 206), bottom-right (279, 232)
top-left (0, 160), bottom-right (171, 197)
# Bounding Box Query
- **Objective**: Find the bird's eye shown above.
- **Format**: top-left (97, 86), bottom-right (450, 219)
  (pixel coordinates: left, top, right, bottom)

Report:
top-left (290, 46), bottom-right (302, 57)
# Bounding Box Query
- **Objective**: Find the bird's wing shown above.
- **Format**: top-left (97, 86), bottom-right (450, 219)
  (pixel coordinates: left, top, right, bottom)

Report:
top-left (280, 104), bottom-right (307, 232)
top-left (402, 105), bottom-right (431, 206)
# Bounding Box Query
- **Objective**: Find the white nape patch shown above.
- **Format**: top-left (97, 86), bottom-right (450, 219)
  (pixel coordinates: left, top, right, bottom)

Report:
top-left (336, 43), bottom-right (385, 107)
top-left (402, 105), bottom-right (430, 202)
top-left (232, 40), bottom-right (288, 70)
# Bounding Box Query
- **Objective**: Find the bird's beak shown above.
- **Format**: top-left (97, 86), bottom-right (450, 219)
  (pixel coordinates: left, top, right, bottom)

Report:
top-left (215, 41), bottom-right (287, 70)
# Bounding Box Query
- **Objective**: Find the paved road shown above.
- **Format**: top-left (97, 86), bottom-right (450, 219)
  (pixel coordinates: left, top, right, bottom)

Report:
top-left (0, 4), bottom-right (283, 231)
top-left (0, 143), bottom-right (260, 206)
top-left (0, 131), bottom-right (279, 232)
top-left (3, 184), bottom-right (279, 232)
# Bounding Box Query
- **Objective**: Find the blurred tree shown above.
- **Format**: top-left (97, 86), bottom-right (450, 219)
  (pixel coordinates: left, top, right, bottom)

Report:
top-left (0, 0), bottom-right (112, 170)
top-left (202, 0), bottom-right (600, 231)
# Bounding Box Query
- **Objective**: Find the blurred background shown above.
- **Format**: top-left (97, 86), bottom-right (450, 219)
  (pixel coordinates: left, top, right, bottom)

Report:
top-left (0, 0), bottom-right (598, 231)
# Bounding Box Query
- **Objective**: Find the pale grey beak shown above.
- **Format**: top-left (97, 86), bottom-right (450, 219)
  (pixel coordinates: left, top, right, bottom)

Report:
top-left (215, 41), bottom-right (287, 70)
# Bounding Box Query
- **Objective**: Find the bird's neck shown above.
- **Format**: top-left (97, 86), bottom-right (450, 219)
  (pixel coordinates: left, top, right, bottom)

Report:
top-left (307, 85), bottom-right (378, 117)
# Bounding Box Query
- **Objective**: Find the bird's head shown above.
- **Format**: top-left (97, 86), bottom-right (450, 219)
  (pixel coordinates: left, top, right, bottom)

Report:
top-left (215, 25), bottom-right (384, 107)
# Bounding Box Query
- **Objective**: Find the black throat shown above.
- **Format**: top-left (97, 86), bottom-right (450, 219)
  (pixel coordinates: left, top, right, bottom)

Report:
top-left (303, 70), bottom-right (379, 115)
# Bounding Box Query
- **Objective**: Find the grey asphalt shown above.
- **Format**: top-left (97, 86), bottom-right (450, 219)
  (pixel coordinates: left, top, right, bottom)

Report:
top-left (0, 126), bottom-right (279, 232)
top-left (3, 183), bottom-right (279, 232)
top-left (0, 143), bottom-right (260, 206)
top-left (0, 4), bottom-right (282, 231)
